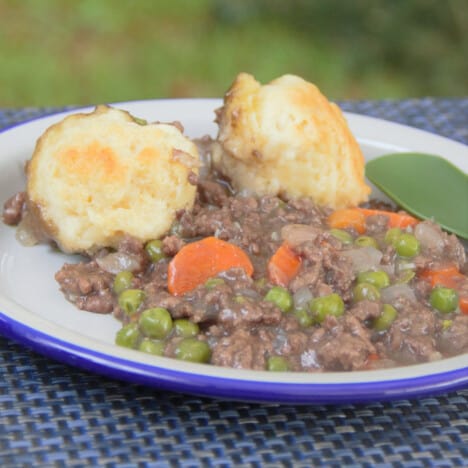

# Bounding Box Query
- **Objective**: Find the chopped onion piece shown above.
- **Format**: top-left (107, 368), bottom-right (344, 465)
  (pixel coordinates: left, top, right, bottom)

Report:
top-left (342, 246), bottom-right (383, 273)
top-left (281, 224), bottom-right (321, 247)
top-left (270, 231), bottom-right (281, 242)
top-left (15, 221), bottom-right (39, 246)
top-left (381, 284), bottom-right (416, 304)
top-left (96, 252), bottom-right (141, 274)
top-left (301, 349), bottom-right (320, 369)
top-left (380, 264), bottom-right (395, 276)
top-left (273, 329), bottom-right (289, 353)
top-left (293, 286), bottom-right (314, 309)
top-left (415, 222), bottom-right (444, 254)
top-left (238, 288), bottom-right (261, 300)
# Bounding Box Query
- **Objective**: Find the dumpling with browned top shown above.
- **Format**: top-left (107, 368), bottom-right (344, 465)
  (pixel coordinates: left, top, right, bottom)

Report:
top-left (212, 73), bottom-right (370, 208)
top-left (26, 105), bottom-right (199, 254)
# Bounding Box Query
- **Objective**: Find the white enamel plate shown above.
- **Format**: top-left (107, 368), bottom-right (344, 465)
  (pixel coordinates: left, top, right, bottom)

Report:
top-left (0, 99), bottom-right (467, 404)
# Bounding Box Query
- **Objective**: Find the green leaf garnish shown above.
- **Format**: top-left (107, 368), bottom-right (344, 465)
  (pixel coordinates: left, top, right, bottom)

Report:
top-left (366, 153), bottom-right (468, 239)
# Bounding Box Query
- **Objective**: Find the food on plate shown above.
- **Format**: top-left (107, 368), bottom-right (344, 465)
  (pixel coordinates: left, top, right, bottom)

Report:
top-left (52, 178), bottom-right (468, 370)
top-left (211, 73), bottom-right (370, 208)
top-left (21, 105), bottom-right (199, 254)
top-left (2, 74), bottom-right (467, 373)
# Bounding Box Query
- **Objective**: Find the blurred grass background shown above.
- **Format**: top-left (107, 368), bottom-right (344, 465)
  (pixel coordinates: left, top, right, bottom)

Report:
top-left (1, 0), bottom-right (467, 107)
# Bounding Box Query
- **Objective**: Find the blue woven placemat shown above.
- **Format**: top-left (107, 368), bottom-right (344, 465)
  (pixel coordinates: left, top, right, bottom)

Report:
top-left (0, 99), bottom-right (467, 467)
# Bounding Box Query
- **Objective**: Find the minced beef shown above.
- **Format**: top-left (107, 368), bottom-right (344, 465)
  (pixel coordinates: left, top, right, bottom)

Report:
top-left (2, 191), bottom-right (26, 225)
top-left (55, 261), bottom-right (115, 314)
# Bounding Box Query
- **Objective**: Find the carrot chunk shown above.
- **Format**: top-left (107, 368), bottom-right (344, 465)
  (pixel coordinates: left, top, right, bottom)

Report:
top-left (167, 237), bottom-right (253, 296)
top-left (357, 208), bottom-right (419, 228)
top-left (327, 209), bottom-right (367, 234)
top-left (420, 265), bottom-right (464, 288)
top-left (327, 207), bottom-right (418, 234)
top-left (459, 296), bottom-right (468, 315)
top-left (267, 242), bottom-right (302, 287)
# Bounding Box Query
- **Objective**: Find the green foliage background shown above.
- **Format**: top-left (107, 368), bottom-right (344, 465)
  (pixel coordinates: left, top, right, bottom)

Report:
top-left (1, 0), bottom-right (466, 107)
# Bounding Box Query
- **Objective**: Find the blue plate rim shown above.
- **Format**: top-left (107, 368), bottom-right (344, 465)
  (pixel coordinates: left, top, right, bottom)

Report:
top-left (1, 310), bottom-right (467, 404)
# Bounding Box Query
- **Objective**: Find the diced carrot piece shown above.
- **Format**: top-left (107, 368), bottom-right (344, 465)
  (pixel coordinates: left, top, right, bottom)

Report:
top-left (357, 208), bottom-right (419, 228)
top-left (167, 237), bottom-right (253, 296)
top-left (328, 207), bottom-right (418, 234)
top-left (459, 296), bottom-right (468, 315)
top-left (267, 242), bottom-right (302, 287)
top-left (327, 209), bottom-right (367, 234)
top-left (420, 265), bottom-right (464, 288)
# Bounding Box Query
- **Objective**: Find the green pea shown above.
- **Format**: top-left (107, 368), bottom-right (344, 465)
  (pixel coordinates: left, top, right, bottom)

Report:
top-left (384, 227), bottom-right (402, 246)
top-left (357, 270), bottom-right (390, 290)
top-left (353, 282), bottom-right (380, 302)
top-left (430, 287), bottom-right (458, 314)
top-left (294, 308), bottom-right (313, 328)
top-left (113, 270), bottom-right (134, 295)
top-left (264, 286), bottom-right (293, 313)
top-left (329, 228), bottom-right (353, 245)
top-left (139, 338), bottom-right (165, 356)
top-left (174, 319), bottom-right (199, 338)
top-left (309, 293), bottom-right (345, 323)
top-left (394, 233), bottom-right (420, 258)
top-left (175, 338), bottom-right (211, 363)
top-left (205, 277), bottom-right (225, 289)
top-left (139, 307), bottom-right (173, 339)
top-left (373, 304), bottom-right (398, 331)
top-left (115, 323), bottom-right (140, 348)
top-left (267, 356), bottom-right (289, 371)
top-left (442, 319), bottom-right (453, 331)
top-left (118, 289), bottom-right (145, 315)
top-left (355, 236), bottom-right (379, 248)
top-left (145, 239), bottom-right (166, 263)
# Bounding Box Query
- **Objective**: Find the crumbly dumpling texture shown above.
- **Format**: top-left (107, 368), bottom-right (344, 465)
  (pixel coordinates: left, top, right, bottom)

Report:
top-left (212, 73), bottom-right (370, 208)
top-left (27, 105), bottom-right (199, 253)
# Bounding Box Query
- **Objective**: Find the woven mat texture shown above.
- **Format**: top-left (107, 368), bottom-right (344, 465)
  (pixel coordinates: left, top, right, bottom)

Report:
top-left (0, 99), bottom-right (467, 467)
